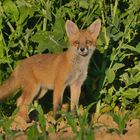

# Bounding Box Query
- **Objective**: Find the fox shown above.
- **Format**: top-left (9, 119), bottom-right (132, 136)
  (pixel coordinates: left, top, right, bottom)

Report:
top-left (0, 19), bottom-right (101, 122)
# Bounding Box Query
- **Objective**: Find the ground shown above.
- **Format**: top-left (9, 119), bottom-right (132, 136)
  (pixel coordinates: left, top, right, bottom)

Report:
top-left (1, 113), bottom-right (139, 140)
top-left (48, 114), bottom-right (140, 140)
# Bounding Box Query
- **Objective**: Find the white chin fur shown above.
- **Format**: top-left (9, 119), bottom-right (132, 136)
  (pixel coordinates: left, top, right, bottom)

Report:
top-left (79, 51), bottom-right (88, 56)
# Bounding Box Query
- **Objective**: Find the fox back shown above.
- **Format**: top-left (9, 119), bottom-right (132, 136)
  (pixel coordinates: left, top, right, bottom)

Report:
top-left (0, 19), bottom-right (101, 121)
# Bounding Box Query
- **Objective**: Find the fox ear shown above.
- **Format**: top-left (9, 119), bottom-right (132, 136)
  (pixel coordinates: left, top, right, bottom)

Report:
top-left (65, 20), bottom-right (79, 37)
top-left (87, 19), bottom-right (101, 41)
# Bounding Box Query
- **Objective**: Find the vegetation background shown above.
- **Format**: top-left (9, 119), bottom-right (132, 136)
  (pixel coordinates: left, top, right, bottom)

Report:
top-left (0, 0), bottom-right (140, 139)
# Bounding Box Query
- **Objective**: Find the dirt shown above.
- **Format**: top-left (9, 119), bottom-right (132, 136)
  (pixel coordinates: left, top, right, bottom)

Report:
top-left (48, 114), bottom-right (140, 140)
top-left (94, 115), bottom-right (140, 140)
top-left (1, 114), bottom-right (140, 140)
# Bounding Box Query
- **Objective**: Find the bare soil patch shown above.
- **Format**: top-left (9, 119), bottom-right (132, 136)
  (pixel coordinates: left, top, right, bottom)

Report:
top-left (1, 114), bottom-right (140, 140)
top-left (48, 114), bottom-right (140, 140)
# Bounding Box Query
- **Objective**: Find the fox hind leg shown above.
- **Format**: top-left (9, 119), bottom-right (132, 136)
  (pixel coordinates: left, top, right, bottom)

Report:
top-left (16, 83), bottom-right (40, 122)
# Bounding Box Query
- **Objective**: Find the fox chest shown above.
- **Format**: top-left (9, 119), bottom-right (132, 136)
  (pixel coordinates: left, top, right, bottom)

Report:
top-left (65, 60), bottom-right (89, 85)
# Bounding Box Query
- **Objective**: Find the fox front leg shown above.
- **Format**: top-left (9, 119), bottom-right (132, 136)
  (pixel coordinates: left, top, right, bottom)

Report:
top-left (70, 81), bottom-right (83, 115)
top-left (53, 81), bottom-right (66, 119)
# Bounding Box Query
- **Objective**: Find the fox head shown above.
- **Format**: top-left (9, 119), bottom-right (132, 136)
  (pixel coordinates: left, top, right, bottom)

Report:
top-left (65, 19), bottom-right (101, 56)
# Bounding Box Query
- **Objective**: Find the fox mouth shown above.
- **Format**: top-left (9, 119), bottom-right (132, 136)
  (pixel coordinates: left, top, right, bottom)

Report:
top-left (79, 51), bottom-right (88, 56)
top-left (77, 47), bottom-right (89, 56)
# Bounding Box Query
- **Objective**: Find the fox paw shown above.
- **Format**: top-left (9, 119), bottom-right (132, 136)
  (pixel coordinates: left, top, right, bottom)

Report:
top-left (11, 116), bottom-right (31, 131)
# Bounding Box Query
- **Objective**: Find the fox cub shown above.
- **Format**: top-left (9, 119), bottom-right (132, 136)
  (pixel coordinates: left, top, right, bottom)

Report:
top-left (0, 19), bottom-right (101, 121)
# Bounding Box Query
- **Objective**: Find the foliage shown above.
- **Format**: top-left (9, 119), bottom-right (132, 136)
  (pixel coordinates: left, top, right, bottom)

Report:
top-left (61, 103), bottom-right (95, 140)
top-left (27, 102), bottom-right (48, 140)
top-left (0, 0), bottom-right (140, 139)
top-left (109, 111), bottom-right (130, 134)
top-left (94, 0), bottom-right (140, 115)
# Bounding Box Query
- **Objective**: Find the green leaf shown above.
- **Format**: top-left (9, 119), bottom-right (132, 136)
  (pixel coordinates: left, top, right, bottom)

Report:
top-left (53, 17), bottom-right (65, 40)
top-left (120, 72), bottom-right (129, 86)
top-left (108, 86), bottom-right (115, 96)
top-left (109, 112), bottom-right (125, 134)
top-left (3, 0), bottom-right (19, 22)
top-left (134, 72), bottom-right (140, 84)
top-left (110, 48), bottom-right (117, 61)
top-left (65, 113), bottom-right (77, 133)
top-left (0, 34), bottom-right (4, 58)
top-left (79, 0), bottom-right (89, 9)
top-left (123, 88), bottom-right (139, 99)
top-left (81, 103), bottom-right (95, 121)
top-left (135, 42), bottom-right (140, 53)
top-left (113, 32), bottom-right (123, 41)
top-left (110, 113), bottom-right (121, 126)
top-left (0, 135), bottom-right (3, 140)
top-left (122, 98), bottom-right (131, 106)
top-left (106, 68), bottom-right (115, 83)
top-left (31, 31), bottom-right (63, 53)
top-left (37, 105), bottom-right (46, 132)
top-left (44, 1), bottom-right (52, 21)
top-left (123, 44), bottom-right (140, 53)
top-left (48, 125), bottom-right (56, 133)
top-left (112, 63), bottom-right (125, 71)
top-left (27, 124), bottom-right (40, 140)
top-left (0, 17), bottom-right (2, 30)
top-left (18, 6), bottom-right (33, 24)
top-left (104, 94), bottom-right (112, 104)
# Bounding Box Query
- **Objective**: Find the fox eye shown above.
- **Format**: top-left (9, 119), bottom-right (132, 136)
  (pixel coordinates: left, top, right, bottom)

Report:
top-left (73, 40), bottom-right (80, 46)
top-left (86, 40), bottom-right (92, 45)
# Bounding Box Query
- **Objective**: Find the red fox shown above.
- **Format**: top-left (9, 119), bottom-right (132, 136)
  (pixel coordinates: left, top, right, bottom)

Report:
top-left (0, 19), bottom-right (101, 121)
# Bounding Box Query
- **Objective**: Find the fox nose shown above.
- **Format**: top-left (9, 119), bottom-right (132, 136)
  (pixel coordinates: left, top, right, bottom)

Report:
top-left (77, 47), bottom-right (88, 56)
top-left (80, 48), bottom-right (85, 52)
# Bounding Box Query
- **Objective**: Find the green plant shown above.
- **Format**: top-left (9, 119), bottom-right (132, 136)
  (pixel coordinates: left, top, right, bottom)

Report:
top-left (0, 117), bottom-right (15, 139)
top-left (94, 0), bottom-right (140, 114)
top-left (27, 102), bottom-right (48, 140)
top-left (62, 103), bottom-right (95, 140)
top-left (109, 111), bottom-right (130, 134)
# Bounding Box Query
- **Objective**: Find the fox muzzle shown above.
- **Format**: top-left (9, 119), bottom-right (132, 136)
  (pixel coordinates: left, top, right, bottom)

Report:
top-left (77, 47), bottom-right (89, 56)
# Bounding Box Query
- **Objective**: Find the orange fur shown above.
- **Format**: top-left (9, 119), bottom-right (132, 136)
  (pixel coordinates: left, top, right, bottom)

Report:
top-left (0, 19), bottom-right (101, 121)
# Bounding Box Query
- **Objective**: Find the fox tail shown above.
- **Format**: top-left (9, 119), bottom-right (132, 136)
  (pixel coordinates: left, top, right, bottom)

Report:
top-left (0, 73), bottom-right (19, 100)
